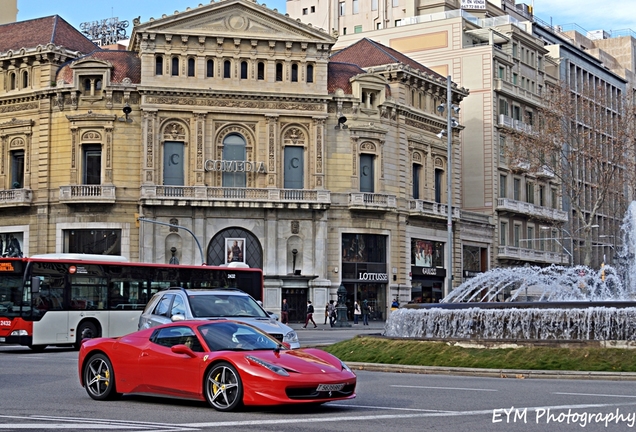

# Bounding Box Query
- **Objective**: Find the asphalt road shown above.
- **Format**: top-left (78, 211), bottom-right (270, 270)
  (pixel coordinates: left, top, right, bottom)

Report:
top-left (2, 336), bottom-right (636, 432)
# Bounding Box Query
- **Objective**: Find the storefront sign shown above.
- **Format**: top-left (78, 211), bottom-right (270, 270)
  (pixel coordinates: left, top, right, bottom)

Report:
top-left (358, 272), bottom-right (388, 281)
top-left (204, 160), bottom-right (267, 173)
top-left (412, 267), bottom-right (446, 277)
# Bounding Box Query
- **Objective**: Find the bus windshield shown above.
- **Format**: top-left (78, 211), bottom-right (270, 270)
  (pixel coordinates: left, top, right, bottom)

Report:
top-left (0, 259), bottom-right (26, 318)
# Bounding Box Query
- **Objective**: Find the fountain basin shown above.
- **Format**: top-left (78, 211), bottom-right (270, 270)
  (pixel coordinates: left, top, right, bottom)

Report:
top-left (385, 303), bottom-right (636, 341)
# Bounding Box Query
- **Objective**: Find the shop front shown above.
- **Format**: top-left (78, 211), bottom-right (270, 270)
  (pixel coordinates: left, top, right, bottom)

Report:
top-left (341, 233), bottom-right (388, 320)
top-left (410, 238), bottom-right (445, 303)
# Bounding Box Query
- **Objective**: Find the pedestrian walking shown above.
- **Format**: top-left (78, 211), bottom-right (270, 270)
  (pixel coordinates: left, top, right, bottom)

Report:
top-left (362, 299), bottom-right (370, 326)
top-left (353, 301), bottom-right (361, 324)
top-left (303, 300), bottom-right (317, 328)
top-left (324, 302), bottom-right (329, 325)
top-left (281, 298), bottom-right (289, 324)
top-left (327, 300), bottom-right (336, 327)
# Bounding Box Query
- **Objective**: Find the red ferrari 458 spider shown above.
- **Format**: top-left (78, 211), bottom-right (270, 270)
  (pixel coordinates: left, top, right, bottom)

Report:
top-left (78, 320), bottom-right (356, 411)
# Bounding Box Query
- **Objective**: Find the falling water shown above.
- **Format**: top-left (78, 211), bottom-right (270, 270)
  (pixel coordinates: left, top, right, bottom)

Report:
top-left (384, 202), bottom-right (636, 341)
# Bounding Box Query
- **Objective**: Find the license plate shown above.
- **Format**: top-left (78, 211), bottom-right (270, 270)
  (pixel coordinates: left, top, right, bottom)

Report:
top-left (316, 383), bottom-right (345, 392)
top-left (0, 337), bottom-right (5, 342)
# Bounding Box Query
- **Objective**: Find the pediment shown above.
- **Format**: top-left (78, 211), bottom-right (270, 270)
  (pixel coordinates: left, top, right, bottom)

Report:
top-left (70, 59), bottom-right (112, 70)
top-left (131, 0), bottom-right (335, 46)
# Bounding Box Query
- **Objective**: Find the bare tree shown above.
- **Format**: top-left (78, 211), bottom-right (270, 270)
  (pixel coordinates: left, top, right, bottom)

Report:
top-left (508, 83), bottom-right (636, 267)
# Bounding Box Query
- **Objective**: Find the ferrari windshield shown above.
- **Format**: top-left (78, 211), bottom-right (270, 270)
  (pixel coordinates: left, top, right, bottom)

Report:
top-left (198, 321), bottom-right (281, 351)
top-left (189, 294), bottom-right (268, 318)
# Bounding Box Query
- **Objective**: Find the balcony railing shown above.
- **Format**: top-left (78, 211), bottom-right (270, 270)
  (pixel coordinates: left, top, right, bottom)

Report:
top-left (59, 185), bottom-right (116, 204)
top-left (140, 186), bottom-right (331, 209)
top-left (348, 192), bottom-right (397, 211)
top-left (0, 188), bottom-right (33, 207)
top-left (498, 114), bottom-right (533, 134)
top-left (409, 199), bottom-right (461, 219)
top-left (494, 79), bottom-right (543, 105)
top-left (497, 198), bottom-right (568, 222)
top-left (497, 246), bottom-right (568, 265)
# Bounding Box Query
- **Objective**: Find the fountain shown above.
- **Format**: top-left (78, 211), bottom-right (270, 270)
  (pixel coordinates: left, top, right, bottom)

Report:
top-left (384, 203), bottom-right (636, 342)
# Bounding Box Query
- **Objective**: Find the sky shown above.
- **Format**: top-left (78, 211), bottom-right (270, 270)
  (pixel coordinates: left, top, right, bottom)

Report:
top-left (13, 0), bottom-right (636, 37)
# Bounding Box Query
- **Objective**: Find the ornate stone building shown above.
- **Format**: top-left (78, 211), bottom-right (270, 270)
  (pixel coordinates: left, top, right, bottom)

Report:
top-left (0, 0), bottom-right (475, 320)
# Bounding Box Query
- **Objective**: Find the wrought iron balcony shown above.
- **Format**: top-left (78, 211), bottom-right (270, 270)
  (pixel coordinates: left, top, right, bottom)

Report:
top-left (496, 197), bottom-right (568, 222)
top-left (497, 246), bottom-right (568, 265)
top-left (348, 192), bottom-right (397, 211)
top-left (408, 199), bottom-right (461, 219)
top-left (0, 188), bottom-right (33, 207)
top-left (59, 185), bottom-right (116, 204)
top-left (140, 186), bottom-right (331, 209)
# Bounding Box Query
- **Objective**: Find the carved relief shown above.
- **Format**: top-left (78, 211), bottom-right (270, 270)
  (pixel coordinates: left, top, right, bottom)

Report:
top-left (413, 151), bottom-right (422, 162)
top-left (435, 157), bottom-right (444, 168)
top-left (162, 121), bottom-right (188, 142)
top-left (81, 131), bottom-right (102, 142)
top-left (360, 141), bottom-right (376, 152)
top-left (291, 220), bottom-right (300, 234)
top-left (9, 137), bottom-right (25, 148)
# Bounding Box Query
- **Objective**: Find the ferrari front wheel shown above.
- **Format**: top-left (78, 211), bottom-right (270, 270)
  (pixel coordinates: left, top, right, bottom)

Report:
top-left (84, 353), bottom-right (120, 400)
top-left (204, 362), bottom-right (243, 411)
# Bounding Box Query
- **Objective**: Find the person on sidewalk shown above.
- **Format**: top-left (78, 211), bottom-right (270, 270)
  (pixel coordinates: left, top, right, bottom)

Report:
top-left (353, 301), bottom-right (361, 324)
top-left (327, 300), bottom-right (336, 327)
top-left (303, 300), bottom-right (317, 328)
top-left (362, 299), bottom-right (370, 326)
top-left (281, 298), bottom-right (289, 324)
top-left (324, 302), bottom-right (329, 325)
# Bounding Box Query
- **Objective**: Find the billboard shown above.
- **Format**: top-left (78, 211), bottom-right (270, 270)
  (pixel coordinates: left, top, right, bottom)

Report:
top-left (461, 0), bottom-right (487, 9)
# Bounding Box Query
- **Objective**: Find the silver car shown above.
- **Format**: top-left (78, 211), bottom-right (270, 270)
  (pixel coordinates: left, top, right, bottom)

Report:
top-left (138, 287), bottom-right (300, 348)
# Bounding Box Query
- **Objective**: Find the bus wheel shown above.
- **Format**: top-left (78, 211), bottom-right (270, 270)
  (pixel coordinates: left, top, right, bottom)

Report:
top-left (28, 345), bottom-right (46, 352)
top-left (75, 321), bottom-right (98, 349)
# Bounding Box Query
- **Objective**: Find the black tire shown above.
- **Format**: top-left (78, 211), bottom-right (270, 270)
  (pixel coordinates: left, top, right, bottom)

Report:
top-left (28, 344), bottom-right (46, 352)
top-left (204, 362), bottom-right (243, 412)
top-left (83, 353), bottom-right (120, 400)
top-left (75, 321), bottom-right (98, 349)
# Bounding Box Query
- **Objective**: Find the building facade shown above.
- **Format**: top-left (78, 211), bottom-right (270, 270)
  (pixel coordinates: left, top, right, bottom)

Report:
top-left (0, 0), bottom-right (473, 319)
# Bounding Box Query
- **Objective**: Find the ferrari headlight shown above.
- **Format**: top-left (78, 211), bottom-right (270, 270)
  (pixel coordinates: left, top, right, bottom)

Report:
top-left (246, 355), bottom-right (289, 376)
top-left (283, 330), bottom-right (298, 344)
top-left (341, 361), bottom-right (352, 373)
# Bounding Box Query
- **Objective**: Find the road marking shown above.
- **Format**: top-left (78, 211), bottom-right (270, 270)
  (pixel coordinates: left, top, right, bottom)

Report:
top-left (391, 385), bottom-right (497, 392)
top-left (330, 403), bottom-right (455, 412)
top-left (0, 415), bottom-right (196, 431)
top-left (554, 392), bottom-right (636, 399)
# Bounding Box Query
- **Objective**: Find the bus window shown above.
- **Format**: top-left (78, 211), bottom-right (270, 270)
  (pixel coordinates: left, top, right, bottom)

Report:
top-left (71, 276), bottom-right (107, 310)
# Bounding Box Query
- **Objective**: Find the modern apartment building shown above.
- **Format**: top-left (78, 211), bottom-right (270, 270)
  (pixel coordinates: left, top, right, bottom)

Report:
top-left (313, 1), bottom-right (569, 278)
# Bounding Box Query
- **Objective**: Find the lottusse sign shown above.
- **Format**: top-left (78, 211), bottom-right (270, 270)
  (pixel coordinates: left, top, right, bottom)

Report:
top-left (358, 272), bottom-right (388, 281)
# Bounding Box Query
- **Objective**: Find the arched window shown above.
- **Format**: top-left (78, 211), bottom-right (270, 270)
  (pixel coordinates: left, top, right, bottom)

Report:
top-left (171, 57), bottom-right (179, 76)
top-left (22, 71), bottom-right (29, 88)
top-left (95, 80), bottom-right (102, 91)
top-left (84, 79), bottom-right (91, 91)
top-left (291, 63), bottom-right (298, 82)
top-left (206, 59), bottom-right (214, 77)
top-left (9, 72), bottom-right (16, 90)
top-left (275, 63), bottom-right (283, 82)
top-left (222, 134), bottom-right (246, 187)
top-left (306, 64), bottom-right (314, 83)
top-left (187, 58), bottom-right (195, 77)
top-left (240, 61), bottom-right (248, 79)
top-left (224, 60), bottom-right (231, 78)
top-left (155, 56), bottom-right (163, 75)
top-left (257, 62), bottom-right (265, 80)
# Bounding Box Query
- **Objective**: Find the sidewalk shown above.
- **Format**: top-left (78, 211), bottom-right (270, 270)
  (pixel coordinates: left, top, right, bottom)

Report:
top-left (287, 319), bottom-right (386, 331)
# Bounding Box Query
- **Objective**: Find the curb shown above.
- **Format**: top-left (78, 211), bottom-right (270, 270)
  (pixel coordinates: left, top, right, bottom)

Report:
top-left (346, 362), bottom-right (636, 381)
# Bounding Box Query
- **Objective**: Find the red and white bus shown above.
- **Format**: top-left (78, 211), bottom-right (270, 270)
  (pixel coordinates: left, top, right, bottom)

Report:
top-left (0, 254), bottom-right (263, 351)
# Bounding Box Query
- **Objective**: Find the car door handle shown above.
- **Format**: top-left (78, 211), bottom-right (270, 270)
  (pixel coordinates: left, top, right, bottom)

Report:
top-left (141, 352), bottom-right (149, 357)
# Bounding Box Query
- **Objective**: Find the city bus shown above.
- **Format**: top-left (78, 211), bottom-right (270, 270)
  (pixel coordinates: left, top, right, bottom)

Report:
top-left (0, 254), bottom-right (263, 351)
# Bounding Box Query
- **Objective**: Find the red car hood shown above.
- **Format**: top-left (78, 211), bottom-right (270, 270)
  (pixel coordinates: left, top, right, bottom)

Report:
top-left (245, 348), bottom-right (343, 374)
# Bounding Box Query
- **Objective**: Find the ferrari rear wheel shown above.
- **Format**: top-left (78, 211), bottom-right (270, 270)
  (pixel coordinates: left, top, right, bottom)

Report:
top-left (84, 353), bottom-right (120, 401)
top-left (204, 362), bottom-right (243, 411)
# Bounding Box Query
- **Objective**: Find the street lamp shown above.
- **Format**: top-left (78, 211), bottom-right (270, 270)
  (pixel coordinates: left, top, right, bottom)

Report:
top-left (437, 76), bottom-right (460, 297)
